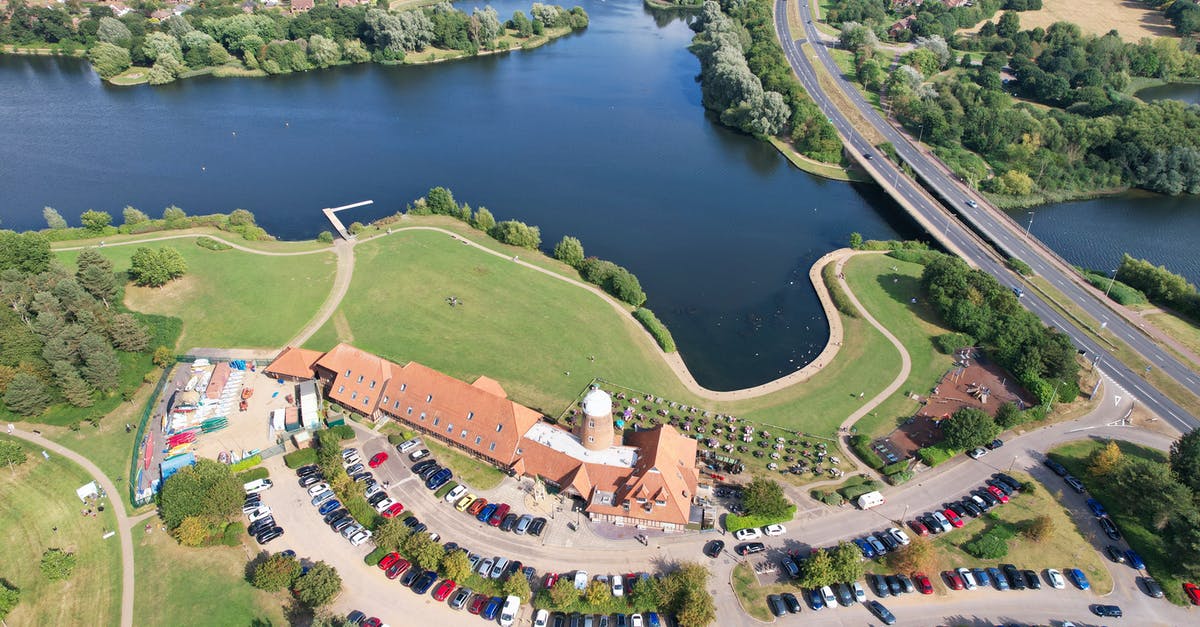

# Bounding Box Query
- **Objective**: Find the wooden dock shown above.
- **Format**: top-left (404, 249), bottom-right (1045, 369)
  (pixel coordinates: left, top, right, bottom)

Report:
top-left (322, 200), bottom-right (374, 240)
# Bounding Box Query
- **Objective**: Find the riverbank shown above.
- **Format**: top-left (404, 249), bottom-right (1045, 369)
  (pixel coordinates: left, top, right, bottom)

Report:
top-left (768, 137), bottom-right (870, 182)
top-left (984, 186), bottom-right (1132, 210)
top-left (643, 0), bottom-right (704, 10)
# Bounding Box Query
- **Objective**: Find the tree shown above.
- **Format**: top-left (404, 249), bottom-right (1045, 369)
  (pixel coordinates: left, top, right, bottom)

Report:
top-left (252, 553), bottom-right (302, 591)
top-left (122, 206), bottom-right (149, 225)
top-left (162, 205), bottom-right (187, 223)
top-left (97, 16), bottom-right (132, 46)
top-left (308, 34), bottom-right (342, 68)
top-left (848, 232), bottom-right (863, 250)
top-left (129, 246), bottom-right (187, 287)
top-left (440, 549), bottom-right (472, 582)
top-left (342, 39), bottom-right (371, 64)
top-left (89, 41), bottom-right (132, 79)
top-left (228, 209), bottom-right (256, 227)
top-left (471, 207), bottom-right (496, 232)
top-left (548, 577), bottom-right (578, 609)
top-left (629, 572), bottom-right (659, 608)
top-left (942, 407), bottom-right (1001, 451)
top-left (502, 571), bottom-right (532, 602)
top-left (887, 535), bottom-right (935, 574)
top-left (374, 517), bottom-right (411, 553)
top-left (829, 541), bottom-right (865, 583)
top-left (153, 346), bottom-right (174, 368)
top-left (1022, 514), bottom-right (1055, 542)
top-left (488, 220), bottom-right (541, 249)
top-left (1089, 440), bottom-right (1124, 477)
top-left (997, 11), bottom-right (1020, 38)
top-left (79, 333), bottom-right (120, 391)
top-left (424, 187), bottom-right (458, 215)
top-left (994, 401), bottom-right (1022, 428)
top-left (1170, 429), bottom-right (1200, 493)
top-left (293, 561), bottom-right (342, 607)
top-left (585, 579), bottom-right (609, 606)
top-left (76, 249), bottom-right (117, 305)
top-left (0, 231), bottom-right (51, 274)
top-left (509, 10), bottom-right (533, 37)
top-left (174, 515), bottom-right (210, 546)
top-left (108, 313), bottom-right (150, 352)
top-left (54, 362), bottom-right (93, 408)
top-left (157, 458), bottom-right (243, 529)
top-left (742, 478), bottom-right (792, 518)
top-left (608, 268), bottom-right (646, 306)
top-left (43, 207), bottom-right (68, 230)
top-left (797, 547), bottom-right (836, 588)
top-left (317, 231), bottom-right (334, 244)
top-left (4, 373), bottom-right (49, 416)
top-left (0, 580), bottom-right (19, 621)
top-left (39, 548), bottom-right (76, 581)
top-left (964, 531), bottom-right (1009, 558)
top-left (553, 236), bottom-right (585, 268)
top-left (0, 440), bottom-right (28, 467)
top-left (658, 563), bottom-right (714, 627)
top-left (403, 531), bottom-right (445, 571)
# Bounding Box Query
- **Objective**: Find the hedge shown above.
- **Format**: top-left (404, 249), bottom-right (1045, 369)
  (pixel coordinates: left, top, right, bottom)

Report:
top-left (934, 332), bottom-right (976, 354)
top-left (885, 470), bottom-right (914, 485)
top-left (364, 546), bottom-right (389, 566)
top-left (329, 425), bottom-right (355, 440)
top-left (723, 505), bottom-right (797, 533)
top-left (387, 433), bottom-right (407, 446)
top-left (812, 490), bottom-right (846, 506)
top-left (229, 454), bottom-right (262, 474)
top-left (838, 482), bottom-right (880, 501)
top-left (195, 236), bottom-right (232, 251)
top-left (849, 435), bottom-right (884, 470)
top-left (1080, 270), bottom-right (1148, 306)
top-left (880, 461), bottom-right (909, 476)
top-left (434, 481), bottom-right (458, 500)
top-left (917, 444), bottom-right (956, 467)
top-left (887, 249), bottom-right (947, 265)
top-left (283, 448), bottom-right (317, 468)
top-left (236, 467), bottom-right (270, 483)
top-left (1007, 258), bottom-right (1033, 276)
top-left (823, 262), bottom-right (859, 319)
top-left (632, 308), bottom-right (676, 353)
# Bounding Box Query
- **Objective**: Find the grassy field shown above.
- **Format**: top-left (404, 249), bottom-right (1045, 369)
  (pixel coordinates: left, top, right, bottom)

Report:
top-left (930, 470), bottom-right (1113, 595)
top-left (422, 437), bottom-right (507, 491)
top-left (0, 436), bottom-right (122, 626)
top-left (55, 239), bottom-right (336, 351)
top-left (1146, 310), bottom-right (1200, 360)
top-left (133, 529), bottom-right (285, 626)
top-left (1047, 439), bottom-right (1188, 604)
top-left (1007, 0), bottom-right (1176, 43)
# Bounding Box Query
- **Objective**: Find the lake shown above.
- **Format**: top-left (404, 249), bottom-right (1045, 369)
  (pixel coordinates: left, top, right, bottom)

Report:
top-left (0, 0), bottom-right (918, 391)
top-left (1136, 82), bottom-right (1200, 106)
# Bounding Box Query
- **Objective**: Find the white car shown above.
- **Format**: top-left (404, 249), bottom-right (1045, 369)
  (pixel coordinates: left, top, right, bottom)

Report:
top-left (930, 511), bottom-right (952, 533)
top-left (349, 528), bottom-right (372, 546)
top-left (888, 527), bottom-right (911, 546)
top-left (573, 570), bottom-right (588, 590)
top-left (630, 615), bottom-right (644, 627)
top-left (342, 454), bottom-right (360, 467)
top-left (491, 557), bottom-right (509, 579)
top-left (306, 482), bottom-right (330, 497)
top-left (852, 581), bottom-right (866, 603)
top-left (372, 497), bottom-right (395, 513)
top-left (365, 483), bottom-right (384, 499)
top-left (499, 595), bottom-right (520, 627)
top-left (968, 447), bottom-right (988, 459)
top-left (397, 438), bottom-right (421, 453)
top-left (533, 609), bottom-right (550, 627)
top-left (341, 447), bottom-right (357, 460)
top-left (1047, 568), bottom-right (1065, 589)
top-left (243, 478), bottom-right (273, 494)
top-left (763, 524), bottom-right (786, 537)
top-left (409, 448), bottom-right (430, 461)
top-left (478, 558), bottom-right (494, 576)
top-left (611, 574), bottom-right (624, 597)
top-left (340, 523), bottom-right (363, 539)
top-left (247, 506), bottom-right (272, 522)
top-left (444, 485), bottom-right (468, 503)
top-left (733, 527), bottom-right (762, 541)
top-left (820, 585), bottom-right (836, 607)
top-left (957, 568), bottom-right (977, 590)
top-left (428, 532), bottom-right (440, 543)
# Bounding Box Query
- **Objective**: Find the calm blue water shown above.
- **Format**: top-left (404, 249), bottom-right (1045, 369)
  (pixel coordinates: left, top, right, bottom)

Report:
top-left (1136, 82), bottom-right (1200, 106)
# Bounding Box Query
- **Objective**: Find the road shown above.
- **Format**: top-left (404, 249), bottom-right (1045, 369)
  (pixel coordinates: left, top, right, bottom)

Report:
top-left (774, 0), bottom-right (1200, 433)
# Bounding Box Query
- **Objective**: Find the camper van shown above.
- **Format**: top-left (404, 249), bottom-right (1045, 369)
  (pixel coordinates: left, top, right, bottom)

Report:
top-left (857, 491), bottom-right (885, 510)
top-left (244, 478), bottom-right (274, 494)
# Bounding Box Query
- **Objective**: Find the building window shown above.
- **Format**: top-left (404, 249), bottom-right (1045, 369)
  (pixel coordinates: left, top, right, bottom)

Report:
top-left (516, 448), bottom-right (523, 455)
top-left (407, 407), bottom-right (413, 415)
top-left (461, 429), bottom-right (468, 439)
top-left (467, 411), bottom-right (474, 420)
top-left (393, 400), bottom-right (400, 409)
top-left (446, 424), bottom-right (453, 433)
top-left (426, 394), bottom-right (433, 403)
top-left (345, 369), bottom-right (351, 376)
top-left (420, 412), bottom-right (427, 421)
top-left (489, 442), bottom-right (496, 452)
top-left (495, 424), bottom-right (503, 433)
top-left (337, 385), bottom-right (344, 393)
top-left (400, 383), bottom-right (407, 392)
top-left (351, 392), bottom-right (357, 400)
top-left (432, 416), bottom-right (438, 426)
top-left (589, 420), bottom-right (595, 428)
top-left (363, 398), bottom-right (370, 406)
top-left (655, 499), bottom-right (666, 506)
top-left (475, 436), bottom-right (483, 445)
top-left (637, 497), bottom-right (647, 503)
top-left (369, 380), bottom-right (376, 389)
top-left (356, 375), bottom-right (363, 383)
top-left (382, 395), bottom-right (389, 404)
top-left (588, 436), bottom-right (594, 443)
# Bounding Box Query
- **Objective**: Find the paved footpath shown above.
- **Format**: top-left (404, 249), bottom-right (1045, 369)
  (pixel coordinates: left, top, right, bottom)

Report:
top-left (7, 428), bottom-right (138, 627)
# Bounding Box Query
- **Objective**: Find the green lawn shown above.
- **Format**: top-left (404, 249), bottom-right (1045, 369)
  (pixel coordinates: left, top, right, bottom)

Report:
top-left (843, 254), bottom-right (954, 437)
top-left (1048, 439), bottom-right (1187, 604)
top-left (0, 436), bottom-right (122, 626)
top-left (133, 529), bottom-right (285, 626)
top-left (731, 563), bottom-right (775, 622)
top-left (422, 438), bottom-right (507, 491)
top-left (1146, 310), bottom-right (1200, 359)
top-left (55, 239), bottom-right (337, 351)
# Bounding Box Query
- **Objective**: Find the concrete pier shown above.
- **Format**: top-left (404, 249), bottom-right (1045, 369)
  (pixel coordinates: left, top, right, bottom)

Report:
top-left (322, 200), bottom-right (374, 240)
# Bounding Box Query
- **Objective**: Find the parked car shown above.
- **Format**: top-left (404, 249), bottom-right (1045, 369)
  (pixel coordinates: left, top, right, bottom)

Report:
top-left (763, 524), bottom-right (786, 536)
top-left (733, 527), bottom-right (762, 541)
top-left (385, 558), bottom-right (411, 580)
top-left (971, 568), bottom-right (990, 589)
top-left (987, 479), bottom-right (1014, 497)
top-left (973, 488), bottom-right (999, 508)
top-left (255, 527), bottom-right (284, 544)
top-left (468, 498), bottom-right (489, 516)
top-left (477, 503), bottom-right (498, 523)
top-left (780, 557), bottom-right (800, 579)
top-left (310, 490), bottom-right (335, 506)
top-left (397, 438), bottom-right (421, 453)
top-left (1002, 564), bottom-right (1025, 590)
top-left (1106, 545), bottom-right (1127, 563)
top-left (767, 595), bottom-right (787, 618)
top-left (959, 498), bottom-right (982, 517)
top-left (735, 542), bottom-right (766, 556)
top-left (993, 473), bottom-right (1021, 491)
top-left (907, 519), bottom-right (929, 537)
top-left (888, 527), bottom-right (911, 546)
top-left (867, 535), bottom-right (888, 554)
top-left (985, 438), bottom-right (1004, 450)
top-left (349, 528), bottom-right (372, 546)
top-left (426, 468), bottom-right (453, 490)
top-left (500, 513), bottom-right (520, 532)
top-left (399, 567), bottom-right (422, 588)
top-left (1099, 517), bottom-right (1121, 540)
top-left (920, 513), bottom-right (943, 534)
top-left (956, 568), bottom-right (977, 590)
top-left (573, 571), bottom-right (588, 590)
top-left (297, 464), bottom-right (321, 477)
top-left (1091, 604), bottom-right (1123, 618)
top-left (943, 570), bottom-right (964, 591)
top-left (489, 503), bottom-right (511, 526)
top-left (444, 485), bottom-right (467, 504)
top-left (852, 581), bottom-right (867, 602)
top-left (1023, 569), bottom-right (1042, 590)
top-left (1141, 576), bottom-right (1164, 598)
top-left (529, 517), bottom-right (547, 536)
top-left (835, 582), bottom-right (854, 606)
top-left (379, 552), bottom-right (402, 571)
top-left (382, 502), bottom-right (405, 518)
top-left (1046, 568), bottom-right (1065, 589)
top-left (481, 596), bottom-right (504, 621)
top-left (372, 497), bottom-right (395, 513)
top-left (986, 485), bottom-right (1009, 504)
top-left (410, 448), bottom-right (430, 461)
top-left (412, 458), bottom-right (437, 474)
top-left (781, 592), bottom-right (802, 613)
top-left (1064, 475), bottom-right (1086, 494)
top-left (942, 509), bottom-right (964, 528)
top-left (704, 540), bottom-right (725, 559)
top-left (449, 586), bottom-right (473, 609)
top-left (970, 494), bottom-right (991, 512)
top-left (317, 499), bottom-right (342, 516)
top-left (913, 572), bottom-right (933, 594)
top-left (299, 474), bottom-right (323, 488)
top-left (499, 595), bottom-right (520, 627)
top-left (988, 567), bottom-right (1008, 591)
top-left (866, 600), bottom-right (896, 625)
top-left (432, 578), bottom-right (457, 602)
top-left (1182, 581), bottom-right (1200, 605)
top-left (345, 463), bottom-right (365, 475)
top-left (1126, 549), bottom-right (1146, 570)
top-left (930, 511), bottom-right (952, 532)
top-left (878, 531), bottom-right (899, 552)
top-left (806, 587), bottom-right (825, 610)
top-left (515, 514), bottom-right (534, 534)
top-left (490, 557), bottom-right (510, 579)
top-left (854, 538), bottom-right (877, 558)
top-left (455, 494), bottom-right (477, 512)
top-left (418, 464), bottom-right (442, 481)
top-left (1085, 498), bottom-right (1107, 518)
top-left (869, 574), bottom-right (889, 597)
top-left (1044, 458), bottom-right (1069, 476)
top-left (968, 447), bottom-right (987, 459)
top-left (820, 585), bottom-right (837, 607)
top-left (468, 593), bottom-right (488, 614)
top-left (244, 479), bottom-right (274, 494)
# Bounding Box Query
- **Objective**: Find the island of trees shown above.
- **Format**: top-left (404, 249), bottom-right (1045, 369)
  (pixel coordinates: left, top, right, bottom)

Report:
top-left (828, 0), bottom-right (1200, 199)
top-left (0, 0), bottom-right (587, 85)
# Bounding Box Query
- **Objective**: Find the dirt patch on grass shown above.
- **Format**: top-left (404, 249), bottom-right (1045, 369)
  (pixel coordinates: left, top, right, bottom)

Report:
top-left (971, 0), bottom-right (1175, 42)
top-left (332, 310), bottom-right (355, 344)
top-left (123, 274), bottom-right (198, 321)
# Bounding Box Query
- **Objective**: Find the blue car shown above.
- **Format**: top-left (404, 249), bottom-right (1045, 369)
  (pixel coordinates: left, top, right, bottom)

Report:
top-left (853, 537), bottom-right (876, 559)
top-left (1085, 498), bottom-right (1107, 518)
top-left (411, 570), bottom-right (438, 594)
top-left (806, 588), bottom-right (824, 610)
top-left (426, 468), bottom-right (453, 490)
top-left (318, 499), bottom-right (342, 516)
top-left (1125, 549), bottom-right (1145, 570)
top-left (477, 503), bottom-right (498, 523)
top-left (647, 612), bottom-right (660, 627)
top-left (1068, 568), bottom-right (1090, 590)
top-left (972, 568), bottom-right (990, 588)
top-left (482, 596), bottom-right (504, 620)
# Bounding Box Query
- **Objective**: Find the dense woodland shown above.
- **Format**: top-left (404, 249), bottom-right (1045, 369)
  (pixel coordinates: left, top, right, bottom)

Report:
top-left (0, 0), bottom-right (587, 83)
top-left (688, 0), bottom-right (842, 162)
top-left (833, 1), bottom-right (1200, 197)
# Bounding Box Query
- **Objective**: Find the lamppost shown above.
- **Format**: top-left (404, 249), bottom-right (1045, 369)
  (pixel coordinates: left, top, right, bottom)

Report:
top-left (1025, 211), bottom-right (1035, 235)
top-left (1104, 265), bottom-right (1121, 297)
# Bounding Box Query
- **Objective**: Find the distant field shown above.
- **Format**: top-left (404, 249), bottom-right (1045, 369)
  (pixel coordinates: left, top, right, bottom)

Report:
top-left (986, 0), bottom-right (1175, 42)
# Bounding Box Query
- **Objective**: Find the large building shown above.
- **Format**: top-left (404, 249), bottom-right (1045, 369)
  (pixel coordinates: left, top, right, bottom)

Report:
top-left (267, 344), bottom-right (701, 531)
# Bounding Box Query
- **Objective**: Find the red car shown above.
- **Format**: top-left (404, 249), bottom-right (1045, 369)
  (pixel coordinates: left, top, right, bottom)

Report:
top-left (543, 572), bottom-right (559, 589)
top-left (1184, 582), bottom-right (1200, 605)
top-left (378, 552), bottom-right (401, 571)
top-left (907, 519), bottom-right (929, 537)
top-left (382, 502), bottom-right (405, 518)
top-left (986, 485), bottom-right (1010, 504)
top-left (914, 572), bottom-right (933, 594)
top-left (362, 619), bottom-right (382, 627)
top-left (468, 592), bottom-right (489, 614)
top-left (943, 508), bottom-right (964, 528)
top-left (489, 503), bottom-right (510, 526)
top-left (369, 452), bottom-right (388, 468)
top-left (943, 570), bottom-right (964, 590)
top-left (385, 558), bottom-right (410, 580)
top-left (432, 578), bottom-right (457, 601)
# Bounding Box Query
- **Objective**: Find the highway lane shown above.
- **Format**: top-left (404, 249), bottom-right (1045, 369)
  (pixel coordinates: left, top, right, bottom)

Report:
top-left (775, 0), bottom-right (1199, 431)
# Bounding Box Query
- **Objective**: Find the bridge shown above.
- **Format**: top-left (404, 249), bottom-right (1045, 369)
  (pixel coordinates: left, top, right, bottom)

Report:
top-left (774, 0), bottom-right (1199, 430)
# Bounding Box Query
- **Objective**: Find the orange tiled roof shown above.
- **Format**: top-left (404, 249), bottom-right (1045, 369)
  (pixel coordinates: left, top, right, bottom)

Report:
top-left (314, 344), bottom-right (391, 413)
top-left (586, 425), bottom-right (698, 526)
top-left (265, 346), bottom-right (325, 380)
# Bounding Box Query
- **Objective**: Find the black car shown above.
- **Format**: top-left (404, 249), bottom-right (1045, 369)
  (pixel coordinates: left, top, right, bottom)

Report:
top-left (781, 558), bottom-right (800, 579)
top-left (500, 513), bottom-right (519, 532)
top-left (551, 613), bottom-right (566, 627)
top-left (1044, 458), bottom-right (1069, 476)
top-left (418, 464), bottom-right (442, 481)
top-left (528, 517), bottom-right (547, 536)
top-left (974, 488), bottom-right (1000, 507)
top-left (704, 540), bottom-right (725, 558)
top-left (895, 573), bottom-right (914, 594)
top-left (399, 566), bottom-right (422, 587)
top-left (332, 517), bottom-right (355, 533)
top-left (970, 493), bottom-right (992, 512)
top-left (504, 560), bottom-right (523, 580)
top-left (869, 574), bottom-right (889, 597)
top-left (521, 566), bottom-right (536, 584)
top-left (403, 516), bottom-right (421, 529)
top-left (805, 588), bottom-right (824, 609)
top-left (1023, 570), bottom-right (1042, 590)
top-left (987, 480), bottom-right (1014, 497)
top-left (1099, 517), bottom-right (1121, 540)
top-left (255, 526), bottom-right (284, 544)
top-left (885, 575), bottom-right (903, 596)
top-left (1106, 545), bottom-right (1127, 563)
top-left (297, 464), bottom-right (321, 477)
top-left (836, 582), bottom-right (854, 605)
top-left (367, 492), bottom-right (389, 506)
top-left (323, 508), bottom-right (349, 524)
top-left (947, 502), bottom-right (969, 518)
top-left (567, 613), bottom-right (581, 627)
top-left (1002, 564), bottom-right (1025, 590)
top-left (412, 459), bottom-right (437, 474)
top-left (866, 600), bottom-right (896, 625)
top-left (299, 474), bottom-right (323, 487)
top-left (352, 472), bottom-right (372, 483)
top-left (412, 522), bottom-right (427, 534)
top-left (248, 517), bottom-right (275, 536)
top-left (878, 532), bottom-right (899, 551)
top-left (1064, 475), bottom-right (1086, 494)
top-left (985, 438), bottom-right (1004, 450)
top-left (994, 472), bottom-right (1022, 491)
top-left (1092, 604), bottom-right (1123, 618)
top-left (959, 498), bottom-right (982, 517)
top-left (735, 542), bottom-right (766, 555)
top-left (767, 594), bottom-right (787, 617)
top-left (411, 570), bottom-right (438, 594)
top-left (781, 592), bottom-right (802, 613)
top-left (1141, 576), bottom-right (1165, 598)
top-left (921, 513), bottom-right (943, 534)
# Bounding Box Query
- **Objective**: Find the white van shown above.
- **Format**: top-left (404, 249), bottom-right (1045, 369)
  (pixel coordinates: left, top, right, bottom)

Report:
top-left (499, 595), bottom-right (520, 627)
top-left (856, 490), bottom-right (885, 509)
top-left (244, 478), bottom-right (274, 494)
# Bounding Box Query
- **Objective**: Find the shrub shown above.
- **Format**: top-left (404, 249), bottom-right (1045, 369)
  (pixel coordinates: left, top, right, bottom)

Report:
top-left (886, 470), bottom-right (914, 485)
top-left (1079, 269), bottom-right (1148, 306)
top-left (933, 332), bottom-right (975, 354)
top-left (236, 467), bottom-right (270, 483)
top-left (252, 552), bottom-right (302, 591)
top-left (364, 546), bottom-right (389, 566)
top-left (317, 231), bottom-right (334, 243)
top-left (880, 461), bottom-right (909, 476)
top-left (723, 506), bottom-right (797, 532)
top-left (488, 220), bottom-right (541, 249)
top-left (0, 580), bottom-right (19, 620)
top-left (632, 308), bottom-right (676, 352)
top-left (838, 481), bottom-right (880, 501)
top-left (917, 444), bottom-right (956, 467)
top-left (823, 262), bottom-right (859, 318)
top-left (330, 424), bottom-right (355, 440)
top-left (283, 448), bottom-right (318, 468)
top-left (229, 454), bottom-right (263, 474)
top-left (386, 433), bottom-right (407, 446)
top-left (887, 249), bottom-right (946, 265)
top-left (964, 527), bottom-right (1012, 559)
top-left (849, 435), bottom-right (885, 469)
top-left (221, 521), bottom-right (244, 546)
top-left (1007, 258), bottom-right (1033, 276)
top-left (195, 237), bottom-right (231, 251)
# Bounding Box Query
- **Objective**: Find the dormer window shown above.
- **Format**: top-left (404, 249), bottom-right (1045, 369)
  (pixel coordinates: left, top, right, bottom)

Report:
top-left (351, 392), bottom-right (357, 400)
top-left (337, 385), bottom-right (345, 393)
top-left (636, 496), bottom-right (647, 503)
top-left (369, 380), bottom-right (376, 389)
top-left (400, 383), bottom-right (407, 392)
top-left (426, 394), bottom-right (433, 402)
top-left (467, 411), bottom-right (474, 420)
top-left (461, 429), bottom-right (468, 439)
top-left (356, 375), bottom-right (363, 383)
top-left (362, 397), bottom-right (370, 406)
top-left (495, 424), bottom-right (503, 433)
top-left (344, 369), bottom-right (351, 376)
top-left (655, 499), bottom-right (666, 506)
top-left (382, 395), bottom-right (389, 404)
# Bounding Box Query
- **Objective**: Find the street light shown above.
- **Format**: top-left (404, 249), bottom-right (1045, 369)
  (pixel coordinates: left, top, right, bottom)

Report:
top-left (1104, 265), bottom-right (1121, 297)
top-left (1025, 211), bottom-right (1035, 235)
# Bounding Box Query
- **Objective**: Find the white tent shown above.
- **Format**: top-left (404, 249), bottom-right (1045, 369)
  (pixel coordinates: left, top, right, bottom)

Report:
top-left (298, 380), bottom-right (319, 429)
top-left (270, 408), bottom-right (286, 431)
top-left (75, 481), bottom-right (100, 502)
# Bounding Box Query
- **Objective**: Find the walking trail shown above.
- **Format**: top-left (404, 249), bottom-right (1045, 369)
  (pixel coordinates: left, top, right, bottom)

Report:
top-left (5, 428), bottom-right (138, 627)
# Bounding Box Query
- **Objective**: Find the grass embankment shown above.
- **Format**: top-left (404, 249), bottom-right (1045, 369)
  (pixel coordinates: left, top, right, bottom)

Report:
top-left (305, 228), bottom-right (902, 444)
top-left (1146, 310), bottom-right (1200, 362)
top-left (50, 227), bottom-right (332, 254)
top-left (1047, 439), bottom-right (1186, 604)
top-left (55, 239), bottom-right (337, 351)
top-left (930, 470), bottom-right (1112, 595)
top-left (799, 42), bottom-right (887, 147)
top-left (133, 528), bottom-right (285, 625)
top-left (0, 436), bottom-right (122, 626)
top-left (768, 137), bottom-right (868, 182)
top-left (422, 438), bottom-right (507, 491)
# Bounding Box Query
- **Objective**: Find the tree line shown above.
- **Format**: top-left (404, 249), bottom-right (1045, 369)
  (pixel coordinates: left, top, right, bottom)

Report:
top-left (0, 0), bottom-right (586, 84)
top-left (689, 0), bottom-right (843, 163)
top-left (838, 8), bottom-right (1200, 197)
top-left (1116, 253), bottom-right (1200, 324)
top-left (40, 204), bottom-right (272, 243)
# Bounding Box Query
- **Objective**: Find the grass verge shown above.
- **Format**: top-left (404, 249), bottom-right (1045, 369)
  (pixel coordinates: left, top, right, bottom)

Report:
top-left (731, 563), bottom-right (774, 622)
top-left (767, 136), bottom-right (867, 182)
top-left (800, 42), bottom-right (887, 147)
top-left (422, 437), bottom-right (507, 491)
top-left (1145, 310), bottom-right (1200, 363)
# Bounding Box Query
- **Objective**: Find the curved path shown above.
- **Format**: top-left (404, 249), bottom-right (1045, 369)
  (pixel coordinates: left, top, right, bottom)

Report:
top-left (6, 428), bottom-right (137, 627)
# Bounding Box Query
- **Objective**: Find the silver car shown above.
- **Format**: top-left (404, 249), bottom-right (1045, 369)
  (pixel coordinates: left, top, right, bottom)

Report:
top-left (490, 557), bottom-right (509, 579)
top-left (477, 557), bottom-right (494, 576)
top-left (514, 514), bottom-right (534, 535)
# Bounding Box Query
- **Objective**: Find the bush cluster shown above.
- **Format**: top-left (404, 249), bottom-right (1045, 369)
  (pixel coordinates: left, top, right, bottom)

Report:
top-left (1116, 254), bottom-right (1200, 322)
top-left (1079, 269), bottom-right (1148, 306)
top-left (283, 447), bottom-right (318, 468)
top-left (822, 262), bottom-right (859, 318)
top-left (632, 308), bottom-right (676, 353)
top-left (849, 434), bottom-right (884, 469)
